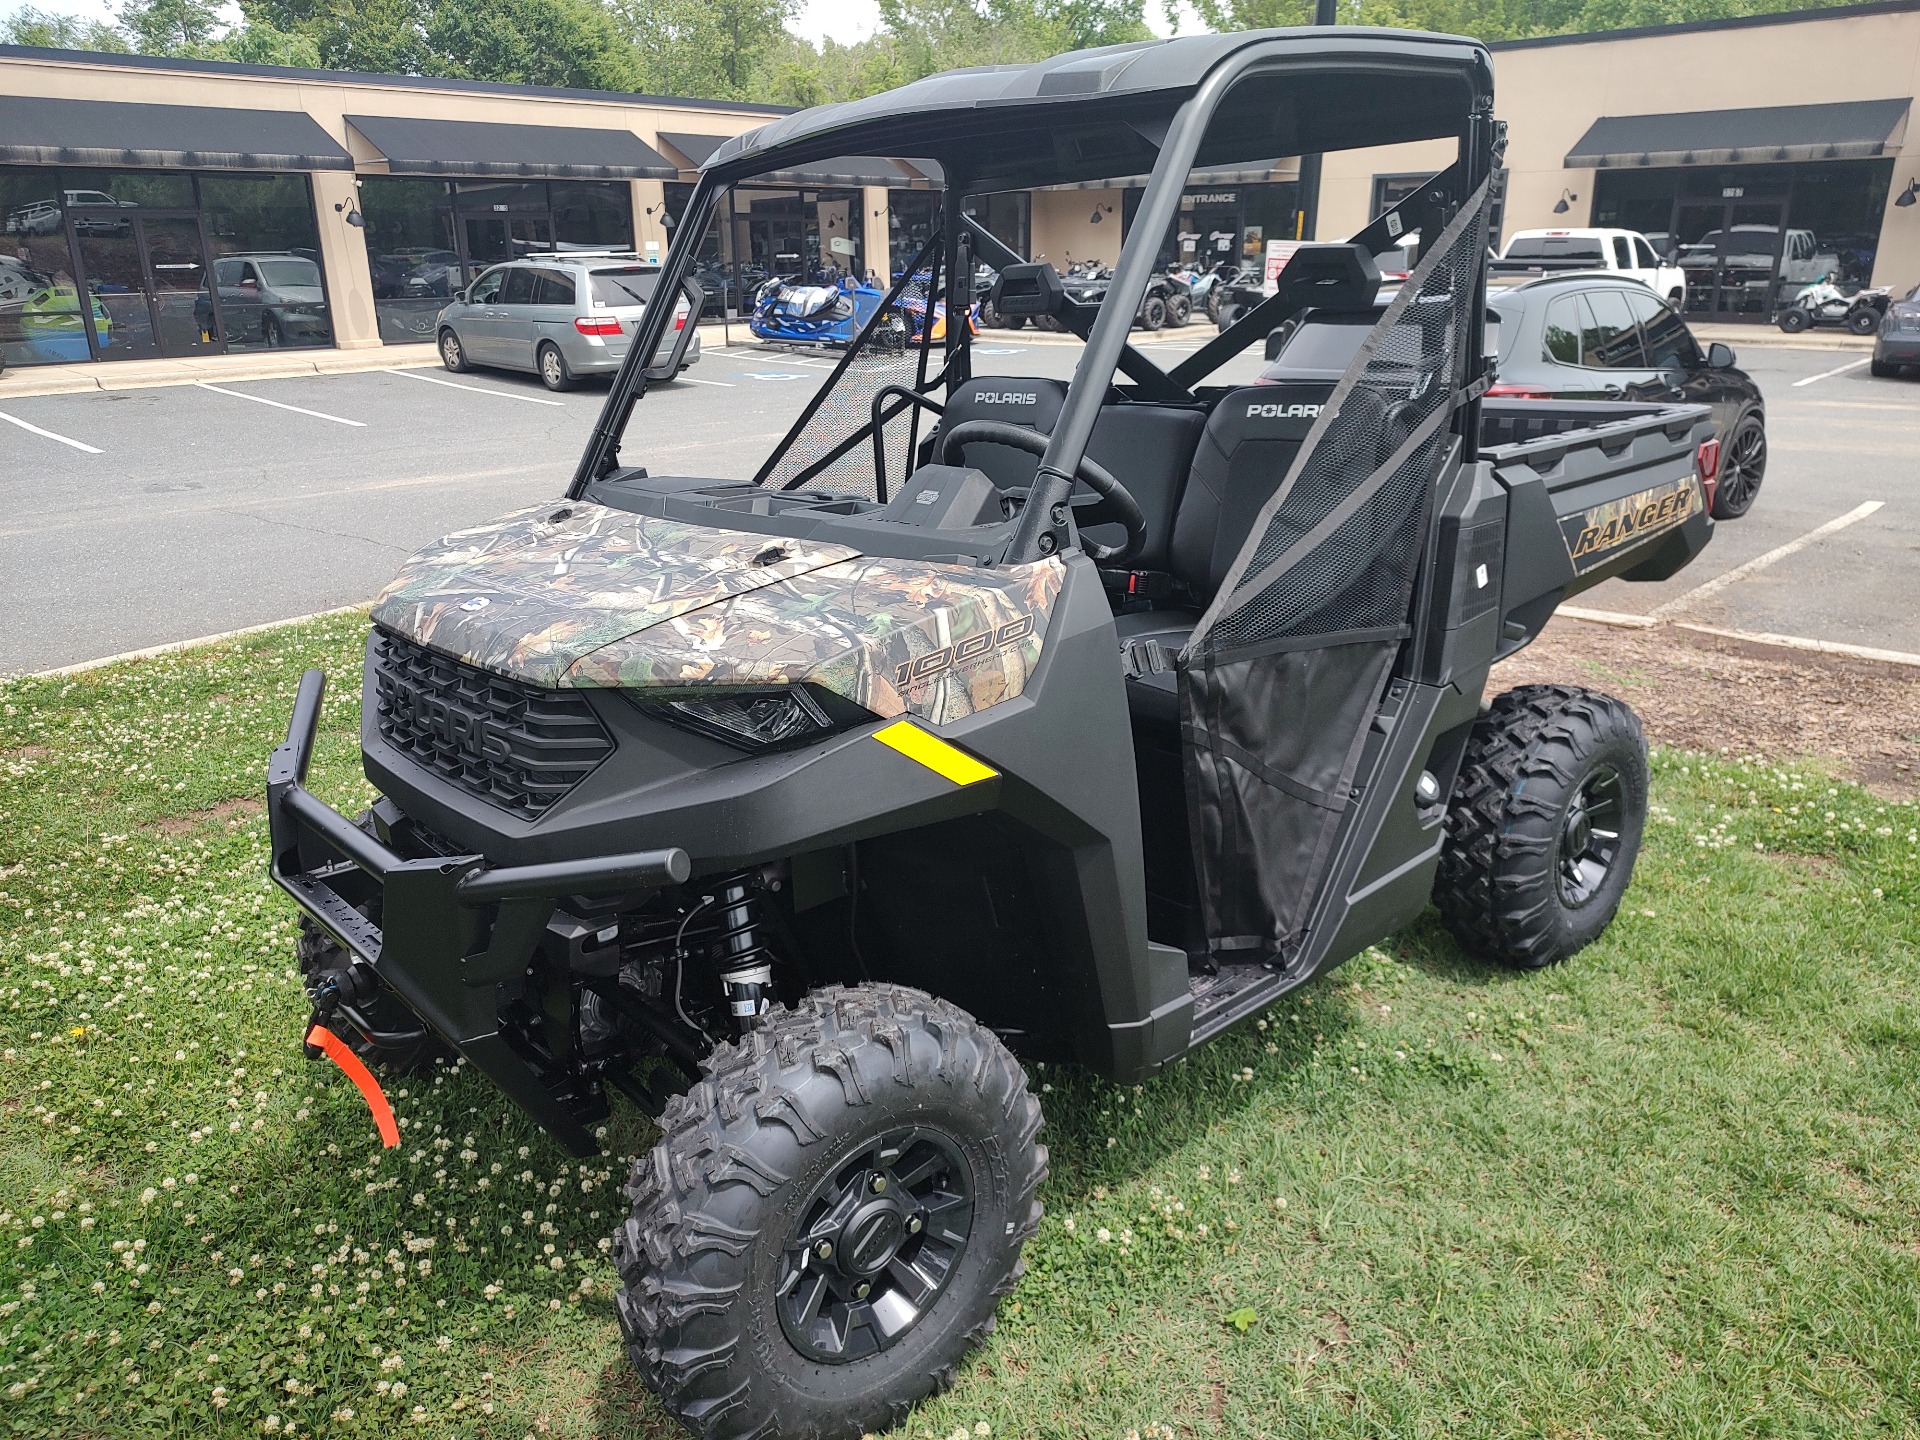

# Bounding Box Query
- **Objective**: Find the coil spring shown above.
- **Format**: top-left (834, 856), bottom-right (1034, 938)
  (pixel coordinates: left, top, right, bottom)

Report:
top-left (715, 877), bottom-right (774, 1029)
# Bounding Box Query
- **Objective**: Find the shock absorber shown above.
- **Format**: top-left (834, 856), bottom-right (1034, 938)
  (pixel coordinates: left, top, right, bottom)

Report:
top-left (715, 878), bottom-right (774, 1031)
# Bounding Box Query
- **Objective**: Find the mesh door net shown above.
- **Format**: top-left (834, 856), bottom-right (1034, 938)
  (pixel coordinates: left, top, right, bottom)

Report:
top-left (754, 228), bottom-right (950, 502)
top-left (1179, 178), bottom-right (1491, 963)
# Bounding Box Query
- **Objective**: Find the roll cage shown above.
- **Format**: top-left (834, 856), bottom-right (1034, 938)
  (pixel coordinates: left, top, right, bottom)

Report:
top-left (570, 28), bottom-right (1500, 567)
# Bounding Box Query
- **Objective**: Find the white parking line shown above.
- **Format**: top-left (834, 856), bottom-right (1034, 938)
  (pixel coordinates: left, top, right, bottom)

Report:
top-left (676, 376), bottom-right (736, 387)
top-left (194, 381), bottom-right (365, 427)
top-left (1648, 501), bottom-right (1886, 618)
top-left (0, 408), bottom-right (103, 454)
top-left (1791, 357), bottom-right (1872, 387)
top-left (391, 369), bottom-right (566, 406)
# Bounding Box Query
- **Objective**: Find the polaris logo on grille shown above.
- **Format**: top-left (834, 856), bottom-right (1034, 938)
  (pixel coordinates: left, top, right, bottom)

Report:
top-left (977, 392), bottom-right (1039, 405)
top-left (381, 674), bottom-right (511, 764)
top-left (1245, 402), bottom-right (1321, 419)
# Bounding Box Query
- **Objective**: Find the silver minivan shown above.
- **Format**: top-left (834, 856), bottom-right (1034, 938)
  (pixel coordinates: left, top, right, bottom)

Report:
top-left (434, 254), bottom-right (701, 391)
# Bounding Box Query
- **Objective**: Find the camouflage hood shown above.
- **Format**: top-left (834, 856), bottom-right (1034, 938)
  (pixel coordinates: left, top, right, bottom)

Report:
top-left (372, 501), bottom-right (1067, 724)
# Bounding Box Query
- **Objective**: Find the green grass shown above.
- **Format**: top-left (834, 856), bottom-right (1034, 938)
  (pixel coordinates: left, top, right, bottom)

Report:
top-left (2, 614), bottom-right (1918, 1439)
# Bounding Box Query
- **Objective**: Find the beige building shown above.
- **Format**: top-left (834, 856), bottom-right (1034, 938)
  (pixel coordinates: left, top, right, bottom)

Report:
top-left (4, 1), bottom-right (1917, 368)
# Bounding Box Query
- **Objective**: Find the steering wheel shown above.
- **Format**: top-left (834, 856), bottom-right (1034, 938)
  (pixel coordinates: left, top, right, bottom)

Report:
top-left (939, 420), bottom-right (1146, 564)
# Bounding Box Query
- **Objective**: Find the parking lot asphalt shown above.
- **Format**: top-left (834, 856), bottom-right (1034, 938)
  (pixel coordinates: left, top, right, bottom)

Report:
top-left (1, 333), bottom-right (1913, 674)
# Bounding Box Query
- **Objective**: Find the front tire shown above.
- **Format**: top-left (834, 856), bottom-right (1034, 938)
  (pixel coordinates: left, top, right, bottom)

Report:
top-left (1139, 295), bottom-right (1167, 332)
top-left (438, 327), bottom-right (470, 372)
top-left (613, 984), bottom-right (1045, 1440)
top-left (1778, 307), bottom-right (1811, 333)
top-left (1166, 292), bottom-right (1191, 327)
top-left (1435, 685), bottom-right (1649, 970)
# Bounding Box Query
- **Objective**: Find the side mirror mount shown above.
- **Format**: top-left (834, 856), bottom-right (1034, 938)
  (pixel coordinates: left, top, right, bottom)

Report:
top-left (1706, 341), bottom-right (1736, 369)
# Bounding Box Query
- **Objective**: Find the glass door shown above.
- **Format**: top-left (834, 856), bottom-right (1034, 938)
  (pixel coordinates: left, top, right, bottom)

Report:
top-left (460, 213), bottom-right (553, 284)
top-left (71, 210), bottom-right (222, 359)
top-left (140, 216), bottom-right (220, 354)
top-left (1673, 199), bottom-right (1787, 319)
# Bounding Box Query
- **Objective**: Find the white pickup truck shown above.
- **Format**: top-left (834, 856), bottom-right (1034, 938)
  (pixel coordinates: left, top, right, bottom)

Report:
top-left (1492, 228), bottom-right (1687, 305)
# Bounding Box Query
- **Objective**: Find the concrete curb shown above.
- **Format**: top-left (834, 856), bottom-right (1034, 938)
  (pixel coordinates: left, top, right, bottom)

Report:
top-left (1556, 605), bottom-right (1920, 668)
top-left (12, 605), bottom-right (371, 682)
top-left (0, 346), bottom-right (442, 399)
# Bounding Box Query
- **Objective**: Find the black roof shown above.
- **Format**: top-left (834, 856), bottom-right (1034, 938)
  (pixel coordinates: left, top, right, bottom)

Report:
top-left (707, 28), bottom-right (1492, 192)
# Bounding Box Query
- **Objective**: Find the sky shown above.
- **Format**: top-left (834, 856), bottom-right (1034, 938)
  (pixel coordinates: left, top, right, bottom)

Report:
top-left (4, 0), bottom-right (1211, 47)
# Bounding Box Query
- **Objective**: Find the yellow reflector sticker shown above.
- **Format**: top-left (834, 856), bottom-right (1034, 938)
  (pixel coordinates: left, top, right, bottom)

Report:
top-left (872, 721), bottom-right (998, 787)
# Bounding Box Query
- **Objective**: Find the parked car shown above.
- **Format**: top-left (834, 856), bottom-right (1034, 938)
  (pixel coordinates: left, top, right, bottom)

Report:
top-left (200, 252), bottom-right (332, 348)
top-left (1494, 228), bottom-right (1687, 305)
top-left (1872, 282), bottom-right (1920, 377)
top-left (435, 255), bottom-right (699, 391)
top-left (1258, 272), bottom-right (1767, 519)
top-left (3, 199), bottom-right (62, 236)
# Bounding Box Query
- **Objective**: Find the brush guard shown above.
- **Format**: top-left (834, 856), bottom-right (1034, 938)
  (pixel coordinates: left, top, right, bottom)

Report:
top-left (266, 667), bottom-right (690, 1154)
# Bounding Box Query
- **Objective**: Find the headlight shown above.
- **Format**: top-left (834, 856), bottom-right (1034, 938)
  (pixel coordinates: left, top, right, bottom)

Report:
top-left (638, 686), bottom-right (859, 751)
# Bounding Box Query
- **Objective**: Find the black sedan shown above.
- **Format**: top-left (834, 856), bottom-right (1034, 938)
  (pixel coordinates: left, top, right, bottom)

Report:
top-left (1258, 272), bottom-right (1768, 519)
top-left (1872, 282), bottom-right (1920, 377)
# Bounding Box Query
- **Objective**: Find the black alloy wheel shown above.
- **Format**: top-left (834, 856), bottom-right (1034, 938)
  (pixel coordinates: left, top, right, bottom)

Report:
top-left (777, 1127), bottom-right (974, 1363)
top-left (1713, 414), bottom-right (1766, 519)
top-left (1555, 763), bottom-right (1626, 907)
top-left (613, 983), bottom-right (1044, 1440)
top-left (1435, 685), bottom-right (1649, 969)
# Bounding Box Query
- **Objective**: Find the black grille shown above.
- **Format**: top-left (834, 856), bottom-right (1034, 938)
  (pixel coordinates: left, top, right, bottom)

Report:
top-left (371, 629), bottom-right (613, 817)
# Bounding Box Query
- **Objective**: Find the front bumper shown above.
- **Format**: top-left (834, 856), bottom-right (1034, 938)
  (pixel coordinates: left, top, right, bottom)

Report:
top-left (267, 668), bottom-right (689, 1153)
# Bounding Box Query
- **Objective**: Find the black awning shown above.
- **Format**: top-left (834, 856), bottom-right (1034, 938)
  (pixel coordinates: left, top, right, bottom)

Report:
top-left (346, 115), bottom-right (676, 179)
top-left (1566, 99), bottom-right (1910, 168)
top-left (0, 93), bottom-right (351, 171)
top-left (658, 131), bottom-right (726, 167)
top-left (751, 156), bottom-right (920, 186)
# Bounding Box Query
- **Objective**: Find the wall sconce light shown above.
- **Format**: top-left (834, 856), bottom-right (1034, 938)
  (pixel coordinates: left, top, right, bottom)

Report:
top-left (1897, 179), bottom-right (1918, 208)
top-left (1089, 203), bottom-right (1112, 224)
top-left (1552, 188), bottom-right (1577, 215)
top-left (333, 201), bottom-right (364, 228)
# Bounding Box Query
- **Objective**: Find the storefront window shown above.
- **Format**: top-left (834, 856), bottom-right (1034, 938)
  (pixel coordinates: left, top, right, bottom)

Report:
top-left (200, 173), bottom-right (329, 351)
top-left (888, 190), bottom-right (940, 278)
top-left (962, 191), bottom-right (1029, 263)
top-left (0, 166), bottom-right (89, 367)
top-left (361, 177), bottom-right (458, 344)
top-left (1594, 159), bottom-right (1894, 319)
top-left (551, 181), bottom-right (633, 250)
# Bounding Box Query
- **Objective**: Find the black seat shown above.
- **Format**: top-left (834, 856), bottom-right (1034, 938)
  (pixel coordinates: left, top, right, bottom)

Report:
top-left (1118, 380), bottom-right (1336, 727)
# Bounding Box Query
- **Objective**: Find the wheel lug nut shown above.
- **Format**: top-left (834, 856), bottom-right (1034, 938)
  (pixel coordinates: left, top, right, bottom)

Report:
top-left (907, 1216), bottom-right (923, 1234)
top-left (854, 1281), bottom-right (871, 1299)
top-left (816, 1241), bottom-right (833, 1260)
top-left (871, 1175), bottom-right (887, 1193)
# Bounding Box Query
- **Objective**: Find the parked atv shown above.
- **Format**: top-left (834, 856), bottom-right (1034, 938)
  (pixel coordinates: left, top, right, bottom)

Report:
top-left (1776, 276), bottom-right (1890, 335)
top-left (270, 30), bottom-right (1718, 1440)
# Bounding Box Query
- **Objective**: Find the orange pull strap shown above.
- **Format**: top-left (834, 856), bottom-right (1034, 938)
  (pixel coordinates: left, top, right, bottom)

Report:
top-left (306, 1023), bottom-right (401, 1148)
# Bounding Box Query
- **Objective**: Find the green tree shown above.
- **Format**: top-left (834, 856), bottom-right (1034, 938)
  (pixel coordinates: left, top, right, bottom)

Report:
top-left (425, 0), bottom-right (640, 88)
top-left (618, 0), bottom-right (798, 98)
top-left (117, 0), bottom-right (225, 52)
top-left (243, 0), bottom-right (432, 72)
top-left (0, 6), bottom-right (132, 49)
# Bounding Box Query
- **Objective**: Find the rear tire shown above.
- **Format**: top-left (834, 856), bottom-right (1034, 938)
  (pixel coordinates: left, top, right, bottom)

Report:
top-left (1712, 412), bottom-right (1766, 519)
top-left (1166, 292), bottom-right (1191, 327)
top-left (538, 342), bottom-right (577, 392)
top-left (1848, 308), bottom-right (1880, 336)
top-left (438, 327), bottom-right (470, 372)
top-left (1435, 685), bottom-right (1649, 970)
top-left (612, 983), bottom-right (1045, 1440)
top-left (1870, 357), bottom-right (1898, 378)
